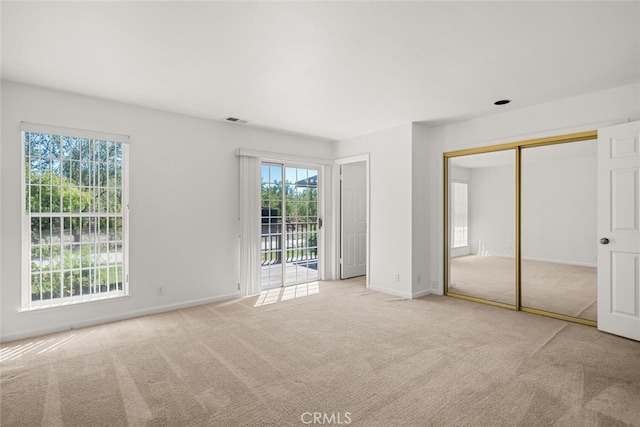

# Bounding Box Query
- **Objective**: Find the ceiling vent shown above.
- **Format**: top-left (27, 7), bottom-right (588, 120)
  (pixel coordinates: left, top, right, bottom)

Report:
top-left (225, 117), bottom-right (249, 124)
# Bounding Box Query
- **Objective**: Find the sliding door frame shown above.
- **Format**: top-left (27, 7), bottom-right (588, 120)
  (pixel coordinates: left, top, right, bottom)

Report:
top-left (261, 161), bottom-right (325, 290)
top-left (443, 130), bottom-right (598, 326)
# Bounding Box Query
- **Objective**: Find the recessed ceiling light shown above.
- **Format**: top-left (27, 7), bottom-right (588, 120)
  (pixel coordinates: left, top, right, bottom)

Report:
top-left (225, 117), bottom-right (249, 124)
top-left (494, 99), bottom-right (511, 106)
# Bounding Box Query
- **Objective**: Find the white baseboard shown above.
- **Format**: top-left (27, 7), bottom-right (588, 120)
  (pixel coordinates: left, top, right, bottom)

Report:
top-left (521, 256), bottom-right (596, 268)
top-left (368, 284), bottom-right (413, 299)
top-left (412, 289), bottom-right (432, 299)
top-left (1, 292), bottom-right (240, 343)
top-left (464, 254), bottom-right (596, 268)
top-left (368, 285), bottom-right (432, 300)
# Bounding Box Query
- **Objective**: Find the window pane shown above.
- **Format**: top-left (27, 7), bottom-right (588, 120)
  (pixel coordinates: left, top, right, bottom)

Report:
top-left (80, 138), bottom-right (92, 160)
top-left (268, 165), bottom-right (279, 182)
top-left (285, 167), bottom-right (296, 185)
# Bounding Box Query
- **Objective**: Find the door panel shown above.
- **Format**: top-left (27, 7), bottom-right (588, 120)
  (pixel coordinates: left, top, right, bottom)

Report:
top-left (598, 121), bottom-right (640, 341)
top-left (521, 140), bottom-right (597, 321)
top-left (284, 166), bottom-right (319, 285)
top-left (447, 151), bottom-right (516, 307)
top-left (611, 252), bottom-right (639, 316)
top-left (341, 162), bottom-right (367, 279)
top-left (611, 169), bottom-right (638, 231)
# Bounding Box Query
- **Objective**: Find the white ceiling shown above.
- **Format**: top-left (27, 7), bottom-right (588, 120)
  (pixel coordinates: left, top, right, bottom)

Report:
top-left (2, 1), bottom-right (639, 141)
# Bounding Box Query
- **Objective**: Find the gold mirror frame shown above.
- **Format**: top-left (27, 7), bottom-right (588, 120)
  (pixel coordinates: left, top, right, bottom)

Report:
top-left (443, 130), bottom-right (598, 327)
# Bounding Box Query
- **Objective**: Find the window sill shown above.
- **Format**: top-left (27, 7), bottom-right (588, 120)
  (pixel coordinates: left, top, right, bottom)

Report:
top-left (19, 292), bottom-right (130, 313)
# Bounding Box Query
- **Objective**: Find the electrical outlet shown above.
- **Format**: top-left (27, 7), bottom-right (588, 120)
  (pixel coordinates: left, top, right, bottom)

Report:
top-left (394, 272), bottom-right (400, 281)
top-left (417, 275), bottom-right (421, 283)
top-left (157, 286), bottom-right (164, 296)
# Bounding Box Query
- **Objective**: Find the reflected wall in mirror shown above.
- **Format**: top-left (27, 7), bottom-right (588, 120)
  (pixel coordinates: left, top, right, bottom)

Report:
top-left (521, 140), bottom-right (597, 321)
top-left (448, 150), bottom-right (516, 306)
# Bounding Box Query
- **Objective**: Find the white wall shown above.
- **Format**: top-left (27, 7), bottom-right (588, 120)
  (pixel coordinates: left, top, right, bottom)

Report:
top-left (427, 82), bottom-right (640, 295)
top-left (0, 81), bottom-right (333, 342)
top-left (334, 124), bottom-right (414, 298)
top-left (332, 123), bottom-right (432, 299)
top-left (521, 140), bottom-right (597, 266)
top-left (411, 123), bottom-right (431, 297)
top-left (468, 165), bottom-right (515, 258)
top-left (448, 166), bottom-right (470, 182)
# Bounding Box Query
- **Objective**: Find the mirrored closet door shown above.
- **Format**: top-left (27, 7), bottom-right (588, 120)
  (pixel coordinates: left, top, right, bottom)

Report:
top-left (521, 139), bottom-right (598, 322)
top-left (444, 131), bottom-right (598, 326)
top-left (447, 150), bottom-right (516, 307)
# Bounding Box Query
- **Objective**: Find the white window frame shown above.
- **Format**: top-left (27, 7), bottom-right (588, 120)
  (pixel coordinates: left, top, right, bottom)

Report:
top-left (20, 122), bottom-right (130, 311)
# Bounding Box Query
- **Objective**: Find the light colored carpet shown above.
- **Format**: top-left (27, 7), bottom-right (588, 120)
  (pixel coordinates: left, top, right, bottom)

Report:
top-left (2, 278), bottom-right (639, 426)
top-left (450, 255), bottom-right (597, 321)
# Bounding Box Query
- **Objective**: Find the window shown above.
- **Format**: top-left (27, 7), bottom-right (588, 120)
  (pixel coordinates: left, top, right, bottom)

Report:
top-left (451, 181), bottom-right (468, 248)
top-left (22, 125), bottom-right (129, 309)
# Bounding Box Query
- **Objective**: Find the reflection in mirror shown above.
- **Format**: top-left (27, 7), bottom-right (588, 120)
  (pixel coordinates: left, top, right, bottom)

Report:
top-left (521, 140), bottom-right (597, 321)
top-left (448, 151), bottom-right (515, 306)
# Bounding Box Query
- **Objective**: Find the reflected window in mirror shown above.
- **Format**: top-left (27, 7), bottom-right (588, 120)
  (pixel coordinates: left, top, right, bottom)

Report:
top-left (451, 182), bottom-right (468, 249)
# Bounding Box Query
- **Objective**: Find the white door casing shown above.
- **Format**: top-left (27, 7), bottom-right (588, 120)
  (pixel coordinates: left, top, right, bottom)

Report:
top-left (597, 121), bottom-right (640, 341)
top-left (341, 162), bottom-right (367, 279)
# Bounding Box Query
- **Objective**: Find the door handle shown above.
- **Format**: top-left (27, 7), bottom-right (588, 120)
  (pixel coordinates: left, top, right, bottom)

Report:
top-left (599, 237), bottom-right (610, 245)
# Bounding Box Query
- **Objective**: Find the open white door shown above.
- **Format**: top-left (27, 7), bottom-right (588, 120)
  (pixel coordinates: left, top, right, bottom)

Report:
top-left (341, 162), bottom-right (367, 279)
top-left (597, 121), bottom-right (640, 341)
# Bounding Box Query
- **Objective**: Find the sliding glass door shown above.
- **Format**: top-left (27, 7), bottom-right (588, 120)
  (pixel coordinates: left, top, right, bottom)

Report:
top-left (261, 163), bottom-right (319, 289)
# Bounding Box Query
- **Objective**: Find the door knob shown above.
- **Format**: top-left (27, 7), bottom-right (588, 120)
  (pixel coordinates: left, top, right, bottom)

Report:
top-left (599, 237), bottom-right (610, 245)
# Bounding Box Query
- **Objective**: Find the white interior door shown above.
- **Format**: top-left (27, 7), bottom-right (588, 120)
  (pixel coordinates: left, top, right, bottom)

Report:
top-left (341, 162), bottom-right (367, 279)
top-left (597, 121), bottom-right (640, 341)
